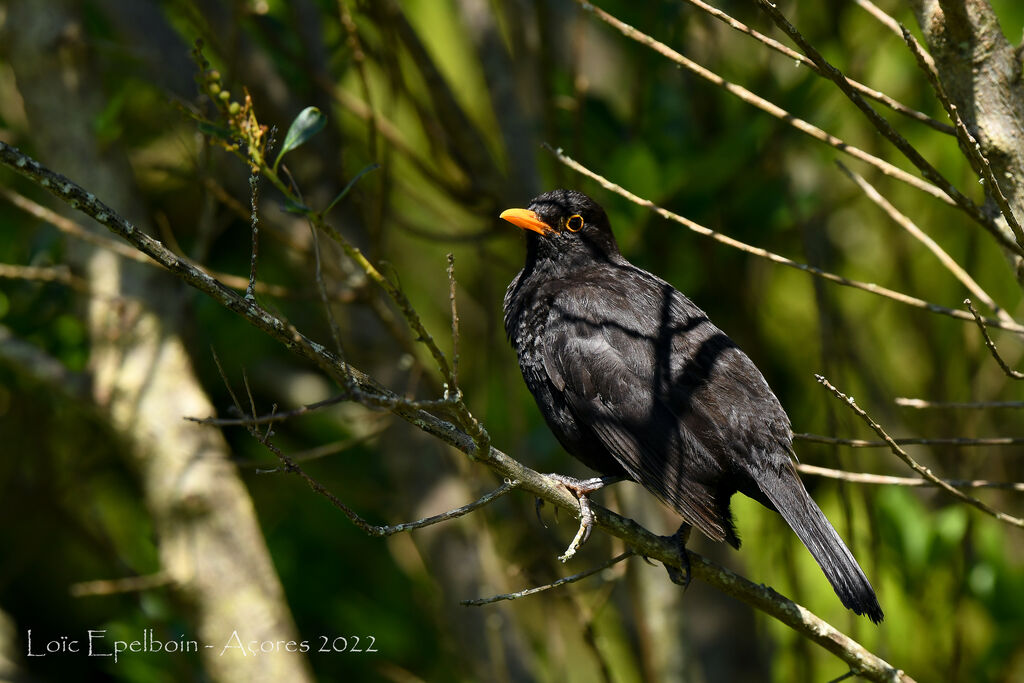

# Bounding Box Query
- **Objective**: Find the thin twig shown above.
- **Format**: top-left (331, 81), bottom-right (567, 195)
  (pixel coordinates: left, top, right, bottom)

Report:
top-left (0, 185), bottom-right (295, 297)
top-left (246, 172), bottom-right (261, 300)
top-left (309, 212), bottom-right (348, 361)
top-left (447, 253), bottom-right (460, 391)
top-left (965, 299), bottom-right (1024, 379)
top-left (270, 425), bottom-right (389, 465)
top-left (461, 551), bottom-right (634, 606)
top-left (235, 425), bottom-right (389, 468)
top-left (798, 463), bottom-right (1024, 491)
top-left (575, 0), bottom-right (952, 205)
top-left (817, 375), bottom-right (1024, 528)
top-left (211, 349), bottom-right (513, 535)
top-left (375, 479), bottom-right (519, 537)
top-left (854, 0), bottom-right (933, 67)
top-left (755, 0), bottom-right (1023, 256)
top-left (188, 388), bottom-right (481, 428)
top-left (837, 161), bottom-right (1013, 324)
top-left (338, 0), bottom-right (378, 157)
top-left (316, 220), bottom-right (454, 380)
top-left (210, 347), bottom-right (388, 535)
top-left (0, 185), bottom-right (149, 262)
top-left (895, 398), bottom-right (1024, 409)
top-left (188, 393), bottom-right (351, 426)
top-left (546, 144), bottom-right (1024, 334)
top-left (0, 263), bottom-right (85, 289)
top-left (899, 26), bottom-right (1024, 252)
top-left (795, 433), bottom-right (1024, 448)
top-left (70, 572), bottom-right (173, 597)
top-left (680, 0), bottom-right (953, 134)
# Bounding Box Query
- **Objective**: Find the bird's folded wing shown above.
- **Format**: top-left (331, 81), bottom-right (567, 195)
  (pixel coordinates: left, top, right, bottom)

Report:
top-left (541, 318), bottom-right (731, 542)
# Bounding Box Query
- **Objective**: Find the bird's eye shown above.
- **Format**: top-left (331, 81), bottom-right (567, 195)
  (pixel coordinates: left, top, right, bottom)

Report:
top-left (566, 214), bottom-right (584, 232)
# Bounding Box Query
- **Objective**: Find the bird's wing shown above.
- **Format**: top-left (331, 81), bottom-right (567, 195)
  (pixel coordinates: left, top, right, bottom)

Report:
top-left (540, 288), bottom-right (735, 542)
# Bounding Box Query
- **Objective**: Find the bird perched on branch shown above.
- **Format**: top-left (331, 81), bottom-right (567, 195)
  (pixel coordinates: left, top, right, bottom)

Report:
top-left (500, 189), bottom-right (882, 623)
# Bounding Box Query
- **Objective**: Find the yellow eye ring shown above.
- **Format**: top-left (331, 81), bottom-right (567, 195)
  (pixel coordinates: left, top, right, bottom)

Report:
top-left (566, 214), bottom-right (584, 232)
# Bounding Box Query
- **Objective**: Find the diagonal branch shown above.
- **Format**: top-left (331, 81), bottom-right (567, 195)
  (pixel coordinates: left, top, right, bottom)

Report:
top-left (854, 0), bottom-right (935, 70)
top-left (575, 0), bottom-right (953, 206)
top-left (816, 375), bottom-right (1023, 528)
top-left (755, 0), bottom-right (1024, 257)
top-left (837, 161), bottom-right (1015, 325)
top-left (895, 398), bottom-right (1024, 409)
top-left (797, 463), bottom-right (1024, 491)
top-left (795, 433), bottom-right (1024, 448)
top-left (681, 0), bottom-right (953, 134)
top-left (546, 144), bottom-right (1024, 335)
top-left (461, 550), bottom-right (633, 606)
top-left (965, 299), bottom-right (1024, 380)
top-left (899, 26), bottom-right (1024, 252)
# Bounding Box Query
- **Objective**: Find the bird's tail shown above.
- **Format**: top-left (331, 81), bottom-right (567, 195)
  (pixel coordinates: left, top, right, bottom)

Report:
top-left (757, 463), bottom-right (883, 623)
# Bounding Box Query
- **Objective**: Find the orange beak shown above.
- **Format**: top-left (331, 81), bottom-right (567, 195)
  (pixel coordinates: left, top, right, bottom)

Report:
top-left (499, 208), bottom-right (555, 236)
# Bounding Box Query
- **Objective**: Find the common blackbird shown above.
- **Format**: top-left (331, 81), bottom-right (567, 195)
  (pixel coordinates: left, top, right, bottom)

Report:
top-left (501, 189), bottom-right (882, 623)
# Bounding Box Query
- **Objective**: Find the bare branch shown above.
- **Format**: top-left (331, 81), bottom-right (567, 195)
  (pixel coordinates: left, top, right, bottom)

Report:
top-left (899, 26), bottom-right (1024, 252)
top-left (447, 253), bottom-right (461, 390)
top-left (965, 299), bottom-right (1024, 379)
top-left (69, 572), bottom-right (174, 597)
top-left (837, 161), bottom-right (1014, 324)
top-left (546, 144), bottom-right (1024, 335)
top-left (854, 0), bottom-right (935, 69)
top-left (377, 479), bottom-right (519, 537)
top-left (235, 424), bottom-right (389, 467)
top-left (895, 398), bottom-right (1024, 409)
top-left (461, 551), bottom-right (633, 606)
top-left (316, 219), bottom-right (455, 383)
top-left (337, 0), bottom-right (379, 157)
top-left (246, 171), bottom-right (261, 300)
top-left (0, 263), bottom-right (85, 289)
top-left (188, 393), bottom-right (351, 427)
top-left (0, 185), bottom-right (297, 297)
top-left (575, 0), bottom-right (952, 205)
top-left (755, 0), bottom-right (1023, 256)
top-left (817, 375), bottom-right (1024, 528)
top-left (798, 463), bottom-right (1024, 491)
top-left (681, 0), bottom-right (953, 134)
top-left (795, 433), bottom-right (1024, 448)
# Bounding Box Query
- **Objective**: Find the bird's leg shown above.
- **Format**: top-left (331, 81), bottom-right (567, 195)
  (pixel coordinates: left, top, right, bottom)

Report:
top-left (662, 522), bottom-right (692, 587)
top-left (540, 474), bottom-right (624, 562)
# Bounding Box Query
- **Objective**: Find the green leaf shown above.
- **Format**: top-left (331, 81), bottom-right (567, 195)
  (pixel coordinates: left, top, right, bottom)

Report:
top-left (325, 163), bottom-right (380, 214)
top-left (274, 106), bottom-right (326, 172)
top-left (281, 197), bottom-right (311, 214)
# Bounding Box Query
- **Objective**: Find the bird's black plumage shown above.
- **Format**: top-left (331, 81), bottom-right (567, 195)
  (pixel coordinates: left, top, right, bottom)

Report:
top-left (501, 189), bottom-right (882, 623)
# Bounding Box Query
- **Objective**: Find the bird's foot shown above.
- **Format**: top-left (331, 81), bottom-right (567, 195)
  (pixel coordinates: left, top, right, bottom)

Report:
top-left (540, 474), bottom-right (623, 562)
top-left (662, 523), bottom-right (692, 588)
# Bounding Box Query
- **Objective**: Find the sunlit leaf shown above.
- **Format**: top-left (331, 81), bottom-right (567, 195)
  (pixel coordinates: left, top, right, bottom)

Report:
top-left (274, 106), bottom-right (326, 171)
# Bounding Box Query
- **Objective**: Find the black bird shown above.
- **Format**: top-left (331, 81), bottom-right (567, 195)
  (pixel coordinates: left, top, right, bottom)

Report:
top-left (501, 189), bottom-right (882, 623)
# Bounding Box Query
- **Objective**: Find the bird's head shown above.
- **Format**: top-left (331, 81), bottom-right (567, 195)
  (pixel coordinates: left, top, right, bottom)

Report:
top-left (500, 189), bottom-right (620, 264)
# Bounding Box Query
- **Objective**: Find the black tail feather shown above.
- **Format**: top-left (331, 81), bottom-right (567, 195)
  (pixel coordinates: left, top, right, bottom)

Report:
top-left (757, 463), bottom-right (883, 623)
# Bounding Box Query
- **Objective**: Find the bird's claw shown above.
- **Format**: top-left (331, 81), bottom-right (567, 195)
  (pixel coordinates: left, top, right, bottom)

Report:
top-left (543, 473), bottom-right (621, 562)
top-left (557, 492), bottom-right (596, 562)
top-left (663, 523), bottom-right (692, 587)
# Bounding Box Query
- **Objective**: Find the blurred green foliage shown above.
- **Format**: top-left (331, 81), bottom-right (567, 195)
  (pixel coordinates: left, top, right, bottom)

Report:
top-left (1, 0), bottom-right (1023, 681)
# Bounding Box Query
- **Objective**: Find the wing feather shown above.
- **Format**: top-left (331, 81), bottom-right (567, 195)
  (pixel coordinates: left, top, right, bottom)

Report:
top-left (539, 274), bottom-right (791, 543)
